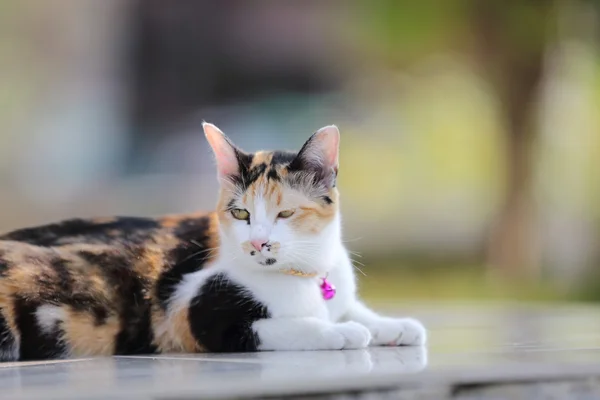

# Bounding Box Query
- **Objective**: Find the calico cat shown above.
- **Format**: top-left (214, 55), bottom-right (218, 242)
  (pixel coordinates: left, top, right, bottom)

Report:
top-left (0, 123), bottom-right (426, 361)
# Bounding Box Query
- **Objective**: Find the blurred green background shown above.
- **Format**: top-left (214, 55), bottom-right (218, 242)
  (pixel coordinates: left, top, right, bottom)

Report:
top-left (2, 0), bottom-right (600, 305)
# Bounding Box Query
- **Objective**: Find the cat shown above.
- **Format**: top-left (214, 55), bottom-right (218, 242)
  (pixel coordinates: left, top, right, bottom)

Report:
top-left (0, 123), bottom-right (426, 361)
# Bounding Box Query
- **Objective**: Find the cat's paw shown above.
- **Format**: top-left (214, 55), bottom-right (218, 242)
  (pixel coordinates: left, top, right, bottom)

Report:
top-left (254, 318), bottom-right (370, 351)
top-left (367, 318), bottom-right (426, 346)
top-left (332, 321), bottom-right (372, 349)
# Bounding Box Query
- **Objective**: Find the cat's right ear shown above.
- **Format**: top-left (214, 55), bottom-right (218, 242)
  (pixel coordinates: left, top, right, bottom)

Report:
top-left (203, 122), bottom-right (241, 179)
top-left (289, 125), bottom-right (340, 188)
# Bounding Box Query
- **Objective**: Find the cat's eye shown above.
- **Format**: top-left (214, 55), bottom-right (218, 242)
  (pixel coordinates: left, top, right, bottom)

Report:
top-left (277, 209), bottom-right (295, 219)
top-left (231, 208), bottom-right (250, 220)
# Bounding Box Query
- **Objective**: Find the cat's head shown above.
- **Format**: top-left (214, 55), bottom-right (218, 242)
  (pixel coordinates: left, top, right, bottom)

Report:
top-left (204, 122), bottom-right (341, 276)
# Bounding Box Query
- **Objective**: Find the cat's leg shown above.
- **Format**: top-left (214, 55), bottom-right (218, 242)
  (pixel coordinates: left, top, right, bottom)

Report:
top-left (253, 317), bottom-right (371, 351)
top-left (343, 302), bottom-right (426, 347)
top-left (185, 271), bottom-right (371, 353)
top-left (329, 254), bottom-right (426, 347)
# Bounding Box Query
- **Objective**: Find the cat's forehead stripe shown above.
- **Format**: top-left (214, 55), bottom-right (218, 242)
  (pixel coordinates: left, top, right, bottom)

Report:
top-left (246, 151), bottom-right (298, 182)
top-left (250, 151), bottom-right (273, 168)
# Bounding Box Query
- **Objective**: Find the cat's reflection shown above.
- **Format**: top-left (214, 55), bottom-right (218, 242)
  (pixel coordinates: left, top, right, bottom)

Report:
top-left (250, 346), bottom-right (428, 380)
top-left (0, 348), bottom-right (427, 397)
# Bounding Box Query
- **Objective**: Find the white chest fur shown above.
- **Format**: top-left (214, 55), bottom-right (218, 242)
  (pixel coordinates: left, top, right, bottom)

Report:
top-left (226, 268), bottom-right (330, 320)
top-left (223, 243), bottom-right (357, 323)
top-left (324, 251), bottom-right (357, 322)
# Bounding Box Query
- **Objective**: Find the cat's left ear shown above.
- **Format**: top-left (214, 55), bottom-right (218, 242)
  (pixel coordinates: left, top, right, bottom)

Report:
top-left (289, 125), bottom-right (340, 187)
top-left (203, 122), bottom-right (244, 180)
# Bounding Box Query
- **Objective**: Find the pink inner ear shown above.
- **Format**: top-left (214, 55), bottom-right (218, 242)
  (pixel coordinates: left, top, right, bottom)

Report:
top-left (213, 147), bottom-right (238, 176)
top-left (203, 123), bottom-right (239, 177)
top-left (315, 125), bottom-right (340, 168)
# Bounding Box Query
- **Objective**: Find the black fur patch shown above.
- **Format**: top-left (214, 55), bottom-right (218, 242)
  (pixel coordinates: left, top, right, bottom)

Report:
top-left (46, 257), bottom-right (104, 313)
top-left (77, 250), bottom-right (157, 355)
top-left (0, 311), bottom-right (17, 361)
top-left (156, 216), bottom-right (213, 309)
top-left (172, 217), bottom-right (211, 242)
top-left (1, 217), bottom-right (160, 247)
top-left (270, 151), bottom-right (297, 166)
top-left (49, 258), bottom-right (74, 296)
top-left (226, 199), bottom-right (237, 211)
top-left (267, 168), bottom-right (280, 181)
top-left (22, 257), bottom-right (100, 316)
top-left (238, 163), bottom-right (267, 191)
top-left (115, 303), bottom-right (156, 355)
top-left (0, 258), bottom-right (9, 277)
top-left (14, 298), bottom-right (67, 361)
top-left (236, 151), bottom-right (254, 175)
top-left (92, 306), bottom-right (109, 326)
top-left (287, 133), bottom-right (316, 173)
top-left (224, 150), bottom-right (254, 190)
top-left (227, 149), bottom-right (268, 191)
top-left (189, 273), bottom-right (270, 352)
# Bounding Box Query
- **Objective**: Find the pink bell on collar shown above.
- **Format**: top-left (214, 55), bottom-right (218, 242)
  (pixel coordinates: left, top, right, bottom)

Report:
top-left (320, 276), bottom-right (336, 300)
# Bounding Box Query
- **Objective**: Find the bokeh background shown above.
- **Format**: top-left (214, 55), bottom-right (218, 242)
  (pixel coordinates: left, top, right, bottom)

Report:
top-left (2, 0), bottom-right (600, 305)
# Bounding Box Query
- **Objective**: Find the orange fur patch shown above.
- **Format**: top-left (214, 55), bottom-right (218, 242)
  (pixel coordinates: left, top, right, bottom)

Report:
top-left (152, 305), bottom-right (202, 353)
top-left (250, 151), bottom-right (273, 167)
top-left (133, 247), bottom-right (166, 282)
top-left (63, 308), bottom-right (120, 357)
top-left (290, 190), bottom-right (338, 234)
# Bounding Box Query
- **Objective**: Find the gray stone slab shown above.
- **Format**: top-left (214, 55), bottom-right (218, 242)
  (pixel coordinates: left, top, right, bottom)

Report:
top-left (3, 303), bottom-right (600, 399)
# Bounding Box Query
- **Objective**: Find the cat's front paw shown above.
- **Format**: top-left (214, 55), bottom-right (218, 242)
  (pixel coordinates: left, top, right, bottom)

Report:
top-left (332, 321), bottom-right (372, 349)
top-left (367, 318), bottom-right (426, 346)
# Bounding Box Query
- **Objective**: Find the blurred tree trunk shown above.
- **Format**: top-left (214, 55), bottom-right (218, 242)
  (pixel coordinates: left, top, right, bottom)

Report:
top-left (470, 1), bottom-right (556, 279)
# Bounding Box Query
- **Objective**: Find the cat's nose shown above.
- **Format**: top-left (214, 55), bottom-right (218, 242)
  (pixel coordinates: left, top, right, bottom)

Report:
top-left (250, 239), bottom-right (268, 251)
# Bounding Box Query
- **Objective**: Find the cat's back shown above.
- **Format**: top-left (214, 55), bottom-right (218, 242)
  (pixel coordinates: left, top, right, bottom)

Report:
top-left (0, 213), bottom-right (213, 247)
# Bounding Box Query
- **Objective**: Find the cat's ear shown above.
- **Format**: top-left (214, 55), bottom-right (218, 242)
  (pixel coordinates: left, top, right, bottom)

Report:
top-left (203, 122), bottom-right (242, 179)
top-left (289, 125), bottom-right (340, 187)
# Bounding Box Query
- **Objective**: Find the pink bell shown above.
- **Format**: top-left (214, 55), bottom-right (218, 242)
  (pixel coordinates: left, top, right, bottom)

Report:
top-left (320, 277), bottom-right (336, 300)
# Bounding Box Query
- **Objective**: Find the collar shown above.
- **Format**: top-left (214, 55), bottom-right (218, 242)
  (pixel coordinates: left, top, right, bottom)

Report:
top-left (279, 268), bottom-right (318, 278)
top-left (278, 269), bottom-right (336, 300)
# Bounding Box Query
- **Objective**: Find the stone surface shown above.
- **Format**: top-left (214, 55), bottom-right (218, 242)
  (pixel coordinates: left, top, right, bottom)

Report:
top-left (3, 302), bottom-right (600, 399)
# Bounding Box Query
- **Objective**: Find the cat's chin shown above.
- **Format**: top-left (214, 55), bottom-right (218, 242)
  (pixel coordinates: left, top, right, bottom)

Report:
top-left (257, 257), bottom-right (278, 267)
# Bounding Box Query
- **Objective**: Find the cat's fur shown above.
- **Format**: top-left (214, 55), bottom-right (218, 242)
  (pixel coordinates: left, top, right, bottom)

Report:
top-left (0, 123), bottom-right (425, 361)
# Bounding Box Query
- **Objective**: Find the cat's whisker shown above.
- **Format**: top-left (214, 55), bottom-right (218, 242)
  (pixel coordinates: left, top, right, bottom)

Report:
top-left (284, 252), bottom-right (312, 266)
top-left (284, 247), bottom-right (321, 254)
top-left (286, 252), bottom-right (320, 269)
top-left (342, 237), bottom-right (363, 243)
top-left (190, 240), bottom-right (205, 249)
top-left (281, 241), bottom-right (321, 247)
top-left (187, 246), bottom-right (219, 256)
top-left (351, 263), bottom-right (367, 277)
top-left (282, 242), bottom-right (322, 249)
top-left (179, 246), bottom-right (220, 264)
top-left (350, 259), bottom-right (366, 267)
